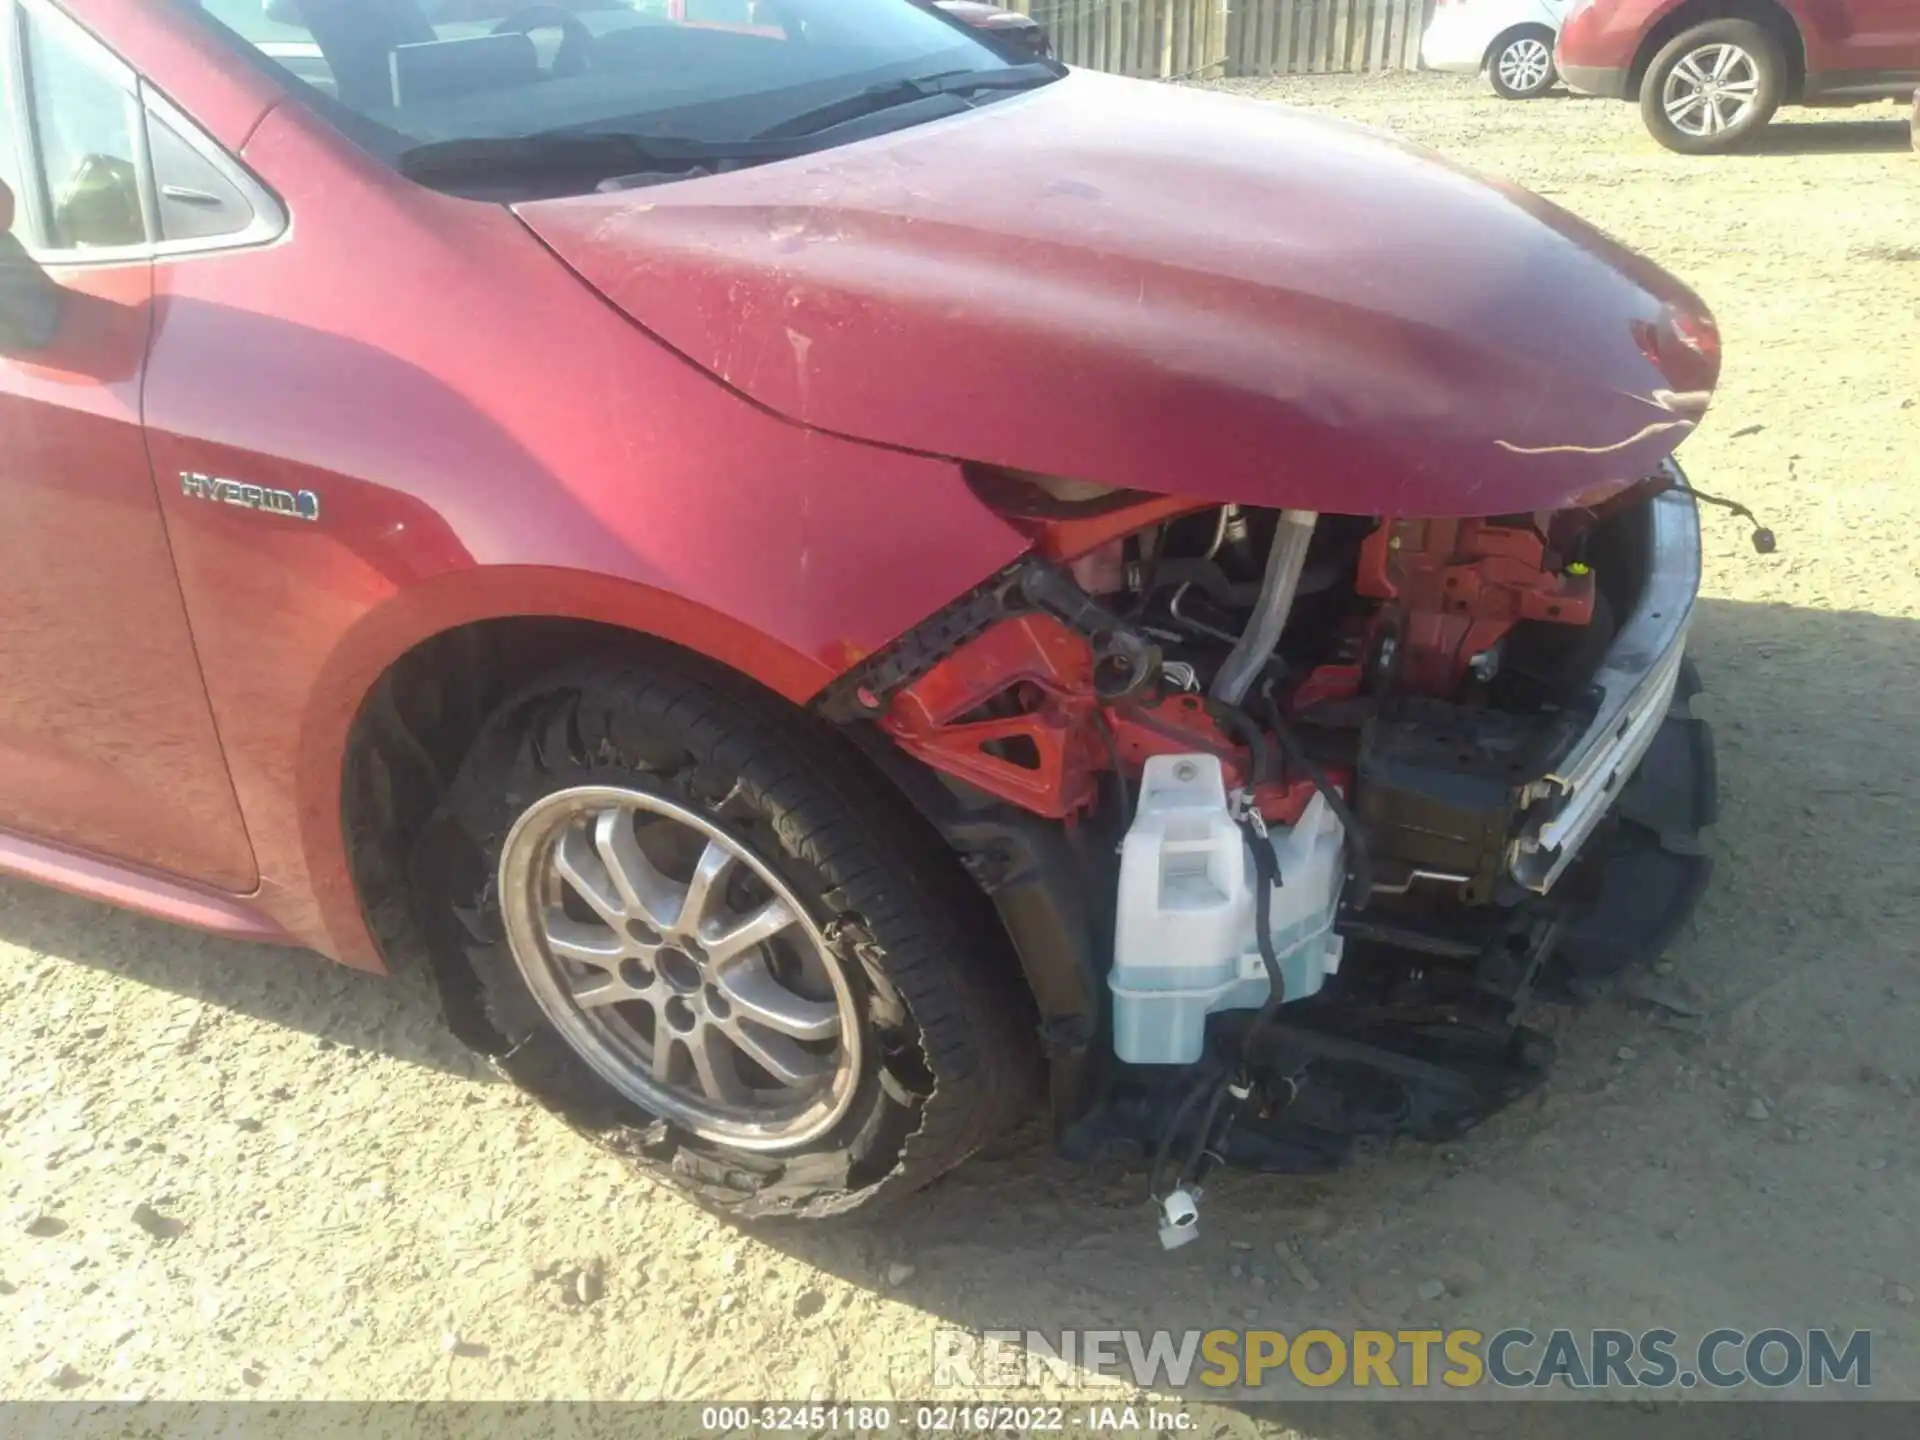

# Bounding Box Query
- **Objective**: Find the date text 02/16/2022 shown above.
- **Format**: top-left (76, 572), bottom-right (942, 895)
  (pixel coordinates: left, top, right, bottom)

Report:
top-left (699, 1406), bottom-right (1196, 1432)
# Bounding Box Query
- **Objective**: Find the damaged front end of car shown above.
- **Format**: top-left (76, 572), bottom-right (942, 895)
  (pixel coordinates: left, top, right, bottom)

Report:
top-left (814, 459), bottom-right (1717, 1233)
top-left (514, 69), bottom-right (1736, 1229)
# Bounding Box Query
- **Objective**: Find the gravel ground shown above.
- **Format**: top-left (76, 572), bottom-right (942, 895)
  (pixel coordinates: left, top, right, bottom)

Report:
top-left (4, 72), bottom-right (1919, 1423)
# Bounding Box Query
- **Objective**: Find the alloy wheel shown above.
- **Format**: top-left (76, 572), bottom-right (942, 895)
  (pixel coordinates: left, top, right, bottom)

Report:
top-left (497, 785), bottom-right (862, 1151)
top-left (1497, 37), bottom-right (1553, 95)
top-left (1661, 43), bottom-right (1760, 138)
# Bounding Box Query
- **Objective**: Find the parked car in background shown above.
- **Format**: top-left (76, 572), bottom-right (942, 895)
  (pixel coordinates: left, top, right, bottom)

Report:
top-left (1422, 0), bottom-right (1571, 99)
top-left (1557, 0), bottom-right (1920, 152)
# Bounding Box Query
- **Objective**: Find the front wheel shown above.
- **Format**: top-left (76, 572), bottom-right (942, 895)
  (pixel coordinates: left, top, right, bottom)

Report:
top-left (1488, 27), bottom-right (1557, 100)
top-left (414, 651), bottom-right (1040, 1219)
top-left (1639, 19), bottom-right (1784, 153)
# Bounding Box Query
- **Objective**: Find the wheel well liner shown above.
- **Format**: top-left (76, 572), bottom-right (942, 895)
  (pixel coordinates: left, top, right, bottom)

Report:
top-left (341, 618), bottom-right (718, 1050)
top-left (1630, 0), bottom-right (1806, 101)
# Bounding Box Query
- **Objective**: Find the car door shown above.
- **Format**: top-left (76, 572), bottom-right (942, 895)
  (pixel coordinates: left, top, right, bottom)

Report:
top-left (0, 0), bottom-right (256, 889)
top-left (1803, 0), bottom-right (1920, 80)
top-left (1844, 0), bottom-right (1920, 75)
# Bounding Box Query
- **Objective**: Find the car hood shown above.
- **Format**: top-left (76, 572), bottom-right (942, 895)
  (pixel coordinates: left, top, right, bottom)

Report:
top-left (516, 70), bottom-right (1719, 517)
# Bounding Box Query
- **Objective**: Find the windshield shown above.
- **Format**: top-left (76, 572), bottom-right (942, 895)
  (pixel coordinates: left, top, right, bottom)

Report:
top-left (190, 1), bottom-right (1052, 192)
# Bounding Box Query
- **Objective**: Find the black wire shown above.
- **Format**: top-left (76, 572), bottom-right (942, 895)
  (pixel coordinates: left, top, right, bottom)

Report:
top-left (1204, 698), bottom-right (1275, 788)
top-left (1689, 484), bottom-right (1777, 553)
top-left (1146, 694), bottom-right (1349, 1207)
top-left (1148, 1057), bottom-right (1228, 1202)
top-left (1176, 1069), bottom-right (1238, 1190)
top-left (1144, 700), bottom-right (1262, 1205)
top-left (1683, 482), bottom-right (1764, 526)
top-left (1259, 684), bottom-right (1375, 909)
top-left (1209, 697), bottom-right (1299, 1054)
top-left (1237, 815), bottom-right (1288, 1060)
top-left (1216, 683), bottom-right (1373, 907)
top-left (1134, 523), bottom-right (1167, 610)
top-left (1162, 812), bottom-right (1291, 1198)
top-left (1655, 472), bottom-right (1776, 553)
top-left (1148, 702), bottom-right (1295, 1203)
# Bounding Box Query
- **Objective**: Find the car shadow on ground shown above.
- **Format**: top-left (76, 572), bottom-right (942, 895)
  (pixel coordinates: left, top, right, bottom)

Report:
top-left (1546, 94), bottom-right (1912, 155)
top-left (0, 880), bottom-right (489, 1079)
top-left (1740, 117), bottom-right (1913, 155)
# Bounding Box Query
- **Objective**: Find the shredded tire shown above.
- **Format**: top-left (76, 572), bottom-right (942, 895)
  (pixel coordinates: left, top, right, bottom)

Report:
top-left (411, 648), bottom-right (1041, 1220)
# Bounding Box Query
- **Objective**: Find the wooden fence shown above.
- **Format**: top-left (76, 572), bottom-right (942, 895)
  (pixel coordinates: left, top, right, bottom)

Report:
top-left (1006, 0), bottom-right (1437, 80)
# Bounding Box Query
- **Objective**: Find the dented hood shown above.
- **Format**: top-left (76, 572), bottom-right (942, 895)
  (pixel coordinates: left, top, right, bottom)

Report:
top-left (517, 71), bottom-right (1719, 517)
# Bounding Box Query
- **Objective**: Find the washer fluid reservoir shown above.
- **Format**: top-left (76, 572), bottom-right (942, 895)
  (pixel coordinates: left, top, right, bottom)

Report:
top-left (1110, 753), bottom-right (1346, 1065)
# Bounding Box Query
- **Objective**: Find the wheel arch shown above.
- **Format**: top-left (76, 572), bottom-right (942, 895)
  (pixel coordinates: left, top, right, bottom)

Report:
top-left (307, 569), bottom-right (837, 982)
top-left (1629, 0), bottom-right (1806, 102)
top-left (320, 583), bottom-right (1072, 1064)
top-left (321, 572), bottom-right (1083, 1113)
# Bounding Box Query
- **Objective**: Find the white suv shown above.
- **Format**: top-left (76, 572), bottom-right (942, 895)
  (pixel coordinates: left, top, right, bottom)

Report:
top-left (1421, 0), bottom-right (1571, 99)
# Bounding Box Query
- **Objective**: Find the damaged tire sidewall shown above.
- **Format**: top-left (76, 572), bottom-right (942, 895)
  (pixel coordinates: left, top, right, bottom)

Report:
top-left (413, 671), bottom-right (938, 1220)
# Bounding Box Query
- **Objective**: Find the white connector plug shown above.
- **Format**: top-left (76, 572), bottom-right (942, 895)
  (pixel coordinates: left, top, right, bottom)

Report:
top-left (1157, 1186), bottom-right (1201, 1251)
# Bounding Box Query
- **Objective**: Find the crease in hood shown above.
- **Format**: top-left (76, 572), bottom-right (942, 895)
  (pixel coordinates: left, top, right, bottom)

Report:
top-left (516, 70), bottom-right (1720, 517)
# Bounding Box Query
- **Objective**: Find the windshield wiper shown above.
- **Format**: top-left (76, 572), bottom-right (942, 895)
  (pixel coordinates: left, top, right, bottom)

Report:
top-left (398, 63), bottom-right (1058, 187)
top-left (398, 130), bottom-right (805, 185)
top-left (755, 62), bottom-right (1057, 141)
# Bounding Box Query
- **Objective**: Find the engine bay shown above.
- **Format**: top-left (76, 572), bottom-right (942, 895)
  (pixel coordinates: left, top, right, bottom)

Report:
top-left (817, 470), bottom-right (1716, 1237)
top-left (806, 474), bottom-right (1712, 1251)
top-left (828, 472), bottom-right (1662, 869)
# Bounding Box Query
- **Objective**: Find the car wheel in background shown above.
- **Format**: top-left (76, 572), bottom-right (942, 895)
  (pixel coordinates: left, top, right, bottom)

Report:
top-left (1639, 19), bottom-right (1784, 154)
top-left (1488, 27), bottom-right (1557, 101)
top-left (413, 652), bottom-right (1040, 1220)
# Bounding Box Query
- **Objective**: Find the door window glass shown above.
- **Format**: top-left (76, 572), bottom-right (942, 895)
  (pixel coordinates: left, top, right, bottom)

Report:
top-left (148, 105), bottom-right (258, 243)
top-left (0, 51), bottom-right (18, 234)
top-left (24, 3), bottom-right (147, 250)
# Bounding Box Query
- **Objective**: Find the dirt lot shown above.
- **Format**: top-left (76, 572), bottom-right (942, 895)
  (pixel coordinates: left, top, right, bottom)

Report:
top-left (4, 72), bottom-right (1920, 1424)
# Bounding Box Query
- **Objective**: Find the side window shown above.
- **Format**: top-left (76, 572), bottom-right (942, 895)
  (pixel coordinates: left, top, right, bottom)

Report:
top-left (21, 1), bottom-right (145, 250)
top-left (145, 95), bottom-right (260, 245)
top-left (0, 29), bottom-right (20, 234)
top-left (3, 3), bottom-right (280, 257)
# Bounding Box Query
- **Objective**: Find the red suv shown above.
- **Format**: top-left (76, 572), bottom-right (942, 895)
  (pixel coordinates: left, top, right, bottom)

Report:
top-left (1557, 0), bottom-right (1920, 152)
top-left (0, 0), bottom-right (1721, 1225)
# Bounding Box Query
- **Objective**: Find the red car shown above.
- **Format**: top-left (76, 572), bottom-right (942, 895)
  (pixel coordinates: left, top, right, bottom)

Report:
top-left (1557, 0), bottom-right (1920, 152)
top-left (0, 0), bottom-right (1719, 1229)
